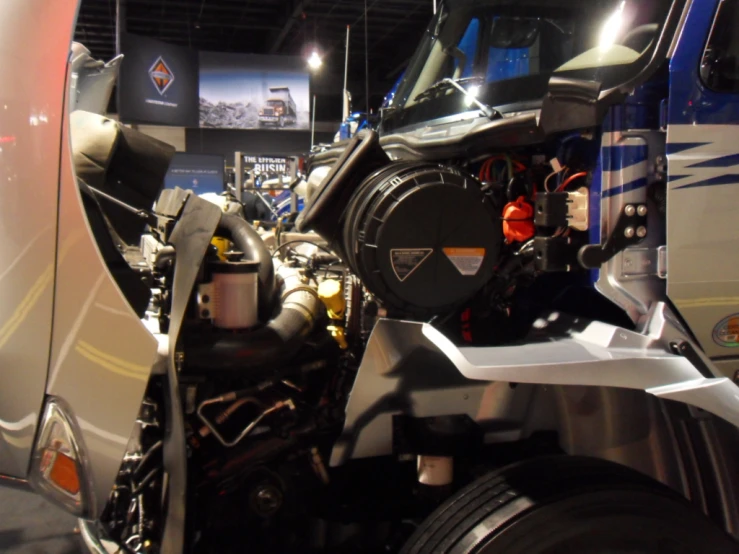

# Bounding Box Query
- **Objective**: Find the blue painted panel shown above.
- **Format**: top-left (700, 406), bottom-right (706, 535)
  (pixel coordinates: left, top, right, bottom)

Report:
top-left (601, 145), bottom-right (649, 172)
top-left (601, 177), bottom-right (649, 198)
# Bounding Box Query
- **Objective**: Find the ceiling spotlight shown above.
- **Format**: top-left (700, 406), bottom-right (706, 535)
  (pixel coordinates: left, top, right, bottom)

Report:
top-left (307, 51), bottom-right (323, 70)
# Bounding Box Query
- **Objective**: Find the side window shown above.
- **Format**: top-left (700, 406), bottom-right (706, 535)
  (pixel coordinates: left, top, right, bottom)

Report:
top-left (455, 18), bottom-right (481, 78)
top-left (701, 0), bottom-right (739, 93)
top-left (486, 17), bottom-right (540, 83)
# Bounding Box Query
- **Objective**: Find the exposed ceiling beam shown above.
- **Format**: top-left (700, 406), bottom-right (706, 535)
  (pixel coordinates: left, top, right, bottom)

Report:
top-left (124, 0), bottom-right (278, 15)
top-left (269, 0), bottom-right (311, 54)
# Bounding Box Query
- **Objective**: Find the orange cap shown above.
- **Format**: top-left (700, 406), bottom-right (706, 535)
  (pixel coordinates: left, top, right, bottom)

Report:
top-left (502, 197), bottom-right (535, 243)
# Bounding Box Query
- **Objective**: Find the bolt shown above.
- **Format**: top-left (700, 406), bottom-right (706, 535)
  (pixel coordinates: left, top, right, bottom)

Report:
top-left (252, 485), bottom-right (283, 517)
top-left (625, 205), bottom-right (636, 216)
top-left (201, 309), bottom-right (210, 318)
top-left (201, 294), bottom-right (210, 304)
top-left (624, 227), bottom-right (635, 238)
top-left (636, 226), bottom-right (647, 238)
top-left (637, 205), bottom-right (647, 216)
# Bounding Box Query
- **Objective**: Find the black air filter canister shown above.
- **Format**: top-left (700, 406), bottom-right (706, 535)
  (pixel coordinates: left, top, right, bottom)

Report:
top-left (296, 131), bottom-right (389, 246)
top-left (342, 163), bottom-right (501, 316)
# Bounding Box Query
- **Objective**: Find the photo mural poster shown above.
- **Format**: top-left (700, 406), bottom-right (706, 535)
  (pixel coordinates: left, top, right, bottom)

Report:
top-left (199, 52), bottom-right (310, 131)
top-left (118, 35), bottom-right (310, 131)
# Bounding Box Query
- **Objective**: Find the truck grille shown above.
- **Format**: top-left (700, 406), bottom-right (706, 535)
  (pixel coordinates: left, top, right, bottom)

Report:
top-left (263, 108), bottom-right (274, 116)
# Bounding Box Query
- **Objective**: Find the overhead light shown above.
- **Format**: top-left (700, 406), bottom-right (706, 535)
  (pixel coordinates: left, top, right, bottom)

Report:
top-left (307, 51), bottom-right (323, 71)
top-left (599, 1), bottom-right (626, 51)
top-left (464, 85), bottom-right (480, 107)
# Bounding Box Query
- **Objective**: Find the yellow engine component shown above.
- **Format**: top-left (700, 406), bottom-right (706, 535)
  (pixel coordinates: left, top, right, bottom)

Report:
top-left (318, 279), bottom-right (346, 320)
top-left (318, 279), bottom-right (348, 349)
top-left (211, 237), bottom-right (231, 261)
top-left (327, 325), bottom-right (348, 350)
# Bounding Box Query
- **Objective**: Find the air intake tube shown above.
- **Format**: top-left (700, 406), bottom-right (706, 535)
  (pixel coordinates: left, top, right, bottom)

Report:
top-left (185, 256), bottom-right (324, 373)
top-left (216, 213), bottom-right (276, 320)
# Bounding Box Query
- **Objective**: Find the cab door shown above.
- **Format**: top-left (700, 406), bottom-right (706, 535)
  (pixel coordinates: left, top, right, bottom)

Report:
top-left (666, 0), bottom-right (739, 371)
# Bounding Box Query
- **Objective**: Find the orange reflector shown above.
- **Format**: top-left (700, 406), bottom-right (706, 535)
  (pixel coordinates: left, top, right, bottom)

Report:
top-left (47, 451), bottom-right (81, 495)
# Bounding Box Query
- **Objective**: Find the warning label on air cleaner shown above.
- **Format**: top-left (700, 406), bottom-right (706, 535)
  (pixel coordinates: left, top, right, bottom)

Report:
top-left (390, 249), bottom-right (433, 282)
top-left (443, 248), bottom-right (485, 276)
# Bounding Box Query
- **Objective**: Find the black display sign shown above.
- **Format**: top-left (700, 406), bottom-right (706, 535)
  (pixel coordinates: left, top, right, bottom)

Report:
top-left (118, 33), bottom-right (199, 127)
top-left (243, 155), bottom-right (290, 177)
top-left (164, 153), bottom-right (225, 195)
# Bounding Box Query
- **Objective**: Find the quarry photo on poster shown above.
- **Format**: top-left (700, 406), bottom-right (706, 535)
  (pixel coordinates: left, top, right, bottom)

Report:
top-left (199, 52), bottom-right (310, 131)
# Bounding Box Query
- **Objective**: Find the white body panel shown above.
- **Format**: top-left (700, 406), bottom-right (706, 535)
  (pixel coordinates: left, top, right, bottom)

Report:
top-left (47, 106), bottom-right (162, 514)
top-left (0, 0), bottom-right (78, 477)
top-left (667, 124), bottom-right (739, 362)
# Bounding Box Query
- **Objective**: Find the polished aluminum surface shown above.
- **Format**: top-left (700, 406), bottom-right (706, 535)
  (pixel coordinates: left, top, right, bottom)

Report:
top-left (0, 0), bottom-right (79, 477)
top-left (333, 318), bottom-right (690, 496)
top-left (335, 314), bottom-right (739, 535)
top-left (426, 303), bottom-right (739, 424)
top-left (330, 319), bottom-right (536, 465)
top-left (79, 519), bottom-right (117, 554)
top-left (596, 130), bottom-right (667, 322)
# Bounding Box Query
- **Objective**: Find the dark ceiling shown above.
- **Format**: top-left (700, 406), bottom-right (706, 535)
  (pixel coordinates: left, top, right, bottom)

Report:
top-left (73, 0), bottom-right (433, 114)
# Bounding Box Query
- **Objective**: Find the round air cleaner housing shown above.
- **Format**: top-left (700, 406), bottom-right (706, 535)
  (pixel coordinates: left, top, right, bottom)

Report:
top-left (342, 163), bottom-right (501, 316)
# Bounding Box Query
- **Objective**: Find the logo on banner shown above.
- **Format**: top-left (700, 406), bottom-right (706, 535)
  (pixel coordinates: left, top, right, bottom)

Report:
top-left (149, 56), bottom-right (175, 95)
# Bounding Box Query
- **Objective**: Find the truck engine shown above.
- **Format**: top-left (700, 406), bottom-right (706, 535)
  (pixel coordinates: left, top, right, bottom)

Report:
top-left (59, 0), bottom-right (739, 552)
top-left (73, 108), bottom-right (660, 553)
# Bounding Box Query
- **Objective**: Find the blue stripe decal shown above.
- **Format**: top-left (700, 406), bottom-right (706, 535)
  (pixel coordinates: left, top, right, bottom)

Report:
top-left (602, 177), bottom-right (648, 198)
top-left (674, 174), bottom-right (739, 190)
top-left (668, 174), bottom-right (692, 182)
top-left (687, 153), bottom-right (739, 168)
top-left (600, 145), bottom-right (648, 172)
top-left (666, 142), bottom-right (710, 155)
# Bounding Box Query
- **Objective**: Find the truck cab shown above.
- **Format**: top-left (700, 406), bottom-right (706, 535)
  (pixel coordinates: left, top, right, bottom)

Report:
top-left (5, 1), bottom-right (739, 553)
top-left (258, 86), bottom-right (298, 128)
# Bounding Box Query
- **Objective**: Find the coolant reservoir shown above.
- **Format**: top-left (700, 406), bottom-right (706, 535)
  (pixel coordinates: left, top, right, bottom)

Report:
top-left (209, 261), bottom-right (259, 329)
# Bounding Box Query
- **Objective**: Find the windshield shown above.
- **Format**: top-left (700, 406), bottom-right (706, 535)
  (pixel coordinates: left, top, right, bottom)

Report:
top-left (266, 100), bottom-right (285, 107)
top-left (383, 0), bottom-right (673, 132)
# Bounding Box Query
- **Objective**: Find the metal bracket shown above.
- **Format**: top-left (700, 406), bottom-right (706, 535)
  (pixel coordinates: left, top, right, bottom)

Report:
top-left (578, 203), bottom-right (648, 269)
top-left (621, 245), bottom-right (667, 279)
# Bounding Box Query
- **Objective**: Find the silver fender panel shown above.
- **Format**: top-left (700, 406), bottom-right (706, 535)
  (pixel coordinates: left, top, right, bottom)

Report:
top-left (331, 303), bottom-right (739, 465)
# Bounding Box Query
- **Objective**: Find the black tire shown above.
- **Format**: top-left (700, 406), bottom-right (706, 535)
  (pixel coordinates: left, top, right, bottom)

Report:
top-left (401, 456), bottom-right (739, 554)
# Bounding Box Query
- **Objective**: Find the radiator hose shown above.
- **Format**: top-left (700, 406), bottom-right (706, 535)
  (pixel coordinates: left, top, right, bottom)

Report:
top-left (184, 260), bottom-right (323, 372)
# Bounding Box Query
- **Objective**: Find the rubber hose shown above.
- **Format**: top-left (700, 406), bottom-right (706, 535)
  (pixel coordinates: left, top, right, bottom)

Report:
top-left (184, 288), bottom-right (322, 372)
top-left (216, 213), bottom-right (276, 319)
